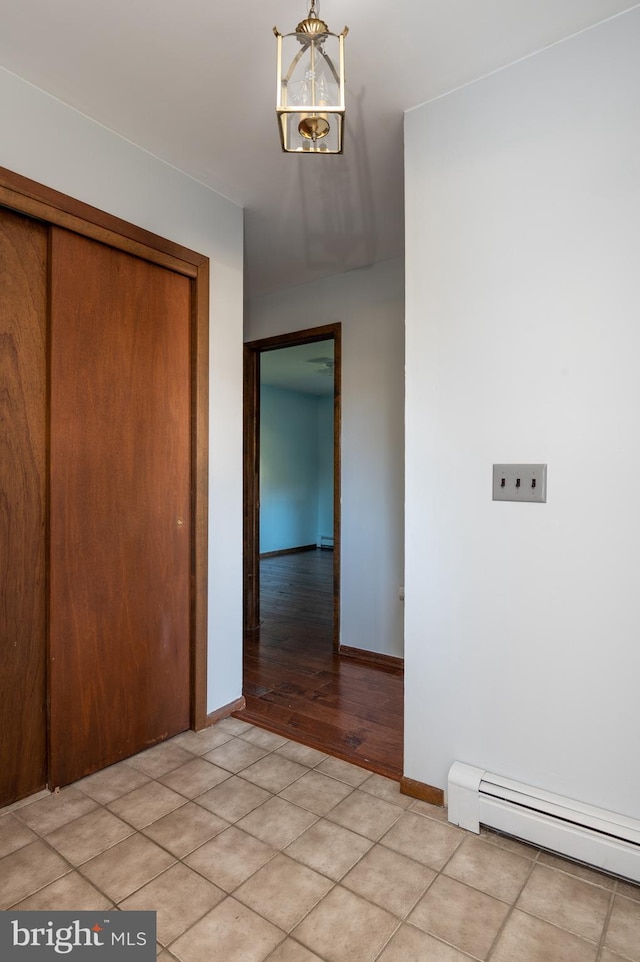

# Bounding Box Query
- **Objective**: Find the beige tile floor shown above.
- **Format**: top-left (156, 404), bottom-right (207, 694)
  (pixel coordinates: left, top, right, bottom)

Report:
top-left (1, 717), bottom-right (639, 962)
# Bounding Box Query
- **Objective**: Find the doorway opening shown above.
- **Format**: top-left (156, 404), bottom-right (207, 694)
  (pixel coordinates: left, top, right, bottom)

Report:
top-left (243, 324), bottom-right (341, 647)
top-left (240, 324), bottom-right (403, 779)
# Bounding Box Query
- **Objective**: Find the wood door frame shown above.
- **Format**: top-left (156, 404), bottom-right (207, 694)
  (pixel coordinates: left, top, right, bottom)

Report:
top-left (0, 166), bottom-right (209, 735)
top-left (244, 323), bottom-right (342, 649)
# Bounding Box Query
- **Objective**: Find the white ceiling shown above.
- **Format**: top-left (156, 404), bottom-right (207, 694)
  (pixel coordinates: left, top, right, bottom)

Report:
top-left (0, 0), bottom-right (636, 299)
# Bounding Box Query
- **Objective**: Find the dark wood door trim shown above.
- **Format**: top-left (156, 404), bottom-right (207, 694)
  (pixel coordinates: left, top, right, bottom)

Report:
top-left (243, 344), bottom-right (260, 632)
top-left (0, 166), bottom-right (209, 739)
top-left (243, 323), bottom-right (342, 650)
top-left (0, 167), bottom-right (207, 275)
top-left (0, 209), bottom-right (48, 806)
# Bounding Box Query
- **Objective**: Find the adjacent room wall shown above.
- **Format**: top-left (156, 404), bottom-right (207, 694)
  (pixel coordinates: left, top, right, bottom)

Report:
top-left (260, 384), bottom-right (326, 553)
top-left (317, 395), bottom-right (334, 546)
top-left (246, 258), bottom-right (405, 658)
top-left (0, 66), bottom-right (244, 714)
top-left (404, 8), bottom-right (640, 816)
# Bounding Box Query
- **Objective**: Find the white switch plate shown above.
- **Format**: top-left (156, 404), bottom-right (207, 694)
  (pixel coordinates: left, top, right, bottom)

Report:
top-left (493, 464), bottom-right (547, 503)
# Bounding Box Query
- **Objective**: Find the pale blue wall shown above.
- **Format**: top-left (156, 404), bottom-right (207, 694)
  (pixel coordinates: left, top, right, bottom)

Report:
top-left (260, 385), bottom-right (333, 553)
top-left (317, 396), bottom-right (334, 545)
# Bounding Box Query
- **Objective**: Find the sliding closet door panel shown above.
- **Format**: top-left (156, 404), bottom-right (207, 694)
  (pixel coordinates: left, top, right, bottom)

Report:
top-left (0, 208), bottom-right (48, 806)
top-left (49, 227), bottom-right (191, 787)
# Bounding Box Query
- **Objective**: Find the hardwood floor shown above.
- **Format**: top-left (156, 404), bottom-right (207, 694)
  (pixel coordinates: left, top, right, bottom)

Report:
top-left (235, 549), bottom-right (404, 780)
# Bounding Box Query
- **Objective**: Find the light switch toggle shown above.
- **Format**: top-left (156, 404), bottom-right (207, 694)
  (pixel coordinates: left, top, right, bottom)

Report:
top-left (492, 464), bottom-right (547, 503)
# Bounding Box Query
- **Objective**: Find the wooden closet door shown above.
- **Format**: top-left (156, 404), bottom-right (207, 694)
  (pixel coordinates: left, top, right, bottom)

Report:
top-left (0, 208), bottom-right (48, 806)
top-left (49, 227), bottom-right (191, 787)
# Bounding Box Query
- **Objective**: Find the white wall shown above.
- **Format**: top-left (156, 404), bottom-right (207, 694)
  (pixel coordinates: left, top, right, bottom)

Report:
top-left (405, 8), bottom-right (640, 817)
top-left (246, 258), bottom-right (405, 657)
top-left (0, 67), bottom-right (244, 714)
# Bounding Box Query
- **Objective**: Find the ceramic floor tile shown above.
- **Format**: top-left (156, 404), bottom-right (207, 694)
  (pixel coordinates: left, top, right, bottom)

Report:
top-left (279, 771), bottom-right (354, 816)
top-left (169, 728), bottom-right (234, 755)
top-left (381, 811), bottom-right (464, 871)
top-left (126, 741), bottom-right (196, 778)
top-left (74, 760), bottom-right (152, 804)
top-left (0, 812), bottom-right (38, 857)
top-left (15, 786), bottom-right (98, 835)
top-left (326, 790), bottom-right (403, 841)
top-left (240, 727), bottom-right (290, 751)
top-left (292, 886), bottom-right (398, 962)
top-left (214, 717), bottom-right (255, 735)
top-left (120, 862), bottom-right (226, 945)
top-left (265, 939), bottom-right (325, 961)
top-left (107, 782), bottom-right (186, 829)
top-left (342, 844), bottom-right (436, 918)
top-left (443, 834), bottom-right (532, 902)
top-left (517, 863), bottom-right (611, 942)
top-left (142, 801), bottom-right (228, 857)
top-left (12, 724), bottom-right (626, 962)
top-left (537, 850), bottom-right (617, 889)
top-left (237, 797), bottom-right (317, 849)
top-left (275, 743), bottom-right (328, 769)
top-left (617, 879), bottom-right (640, 902)
top-left (0, 790), bottom-right (50, 816)
top-left (409, 873), bottom-right (510, 959)
top-left (315, 757), bottom-right (371, 788)
top-left (81, 833), bottom-right (175, 903)
top-left (170, 896), bottom-right (284, 962)
top-left (408, 800), bottom-right (450, 822)
top-left (490, 909), bottom-right (598, 962)
top-left (376, 924), bottom-right (471, 962)
top-left (158, 758), bottom-right (231, 798)
top-left (184, 825), bottom-right (276, 892)
top-left (285, 818), bottom-right (372, 881)
top-left (604, 894), bottom-right (640, 961)
top-left (240, 755), bottom-right (308, 793)
top-left (45, 806), bottom-right (134, 864)
top-left (203, 738), bottom-right (270, 774)
top-left (0, 839), bottom-right (70, 909)
top-left (235, 854), bottom-right (333, 931)
top-left (13, 871), bottom-right (113, 910)
top-left (358, 774), bottom-right (413, 810)
top-left (196, 775), bottom-right (271, 822)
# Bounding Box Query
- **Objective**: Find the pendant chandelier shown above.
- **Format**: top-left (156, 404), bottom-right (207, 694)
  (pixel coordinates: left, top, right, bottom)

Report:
top-left (274, 1), bottom-right (348, 154)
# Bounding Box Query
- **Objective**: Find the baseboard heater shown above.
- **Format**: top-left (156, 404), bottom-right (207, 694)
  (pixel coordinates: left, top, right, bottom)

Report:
top-left (448, 762), bottom-right (640, 884)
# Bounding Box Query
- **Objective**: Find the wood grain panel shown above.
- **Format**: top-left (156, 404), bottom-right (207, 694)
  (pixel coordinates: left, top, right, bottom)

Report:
top-left (0, 166), bottom-right (210, 732)
top-left (49, 228), bottom-right (191, 787)
top-left (0, 207), bottom-right (48, 806)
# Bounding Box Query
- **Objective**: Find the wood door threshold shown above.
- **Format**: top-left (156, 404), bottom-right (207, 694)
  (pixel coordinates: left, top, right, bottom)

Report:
top-left (233, 705), bottom-right (402, 782)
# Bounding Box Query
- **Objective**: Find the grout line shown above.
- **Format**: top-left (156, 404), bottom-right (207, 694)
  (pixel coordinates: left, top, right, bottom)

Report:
top-left (595, 882), bottom-right (616, 962)
top-left (484, 841), bottom-right (540, 961)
